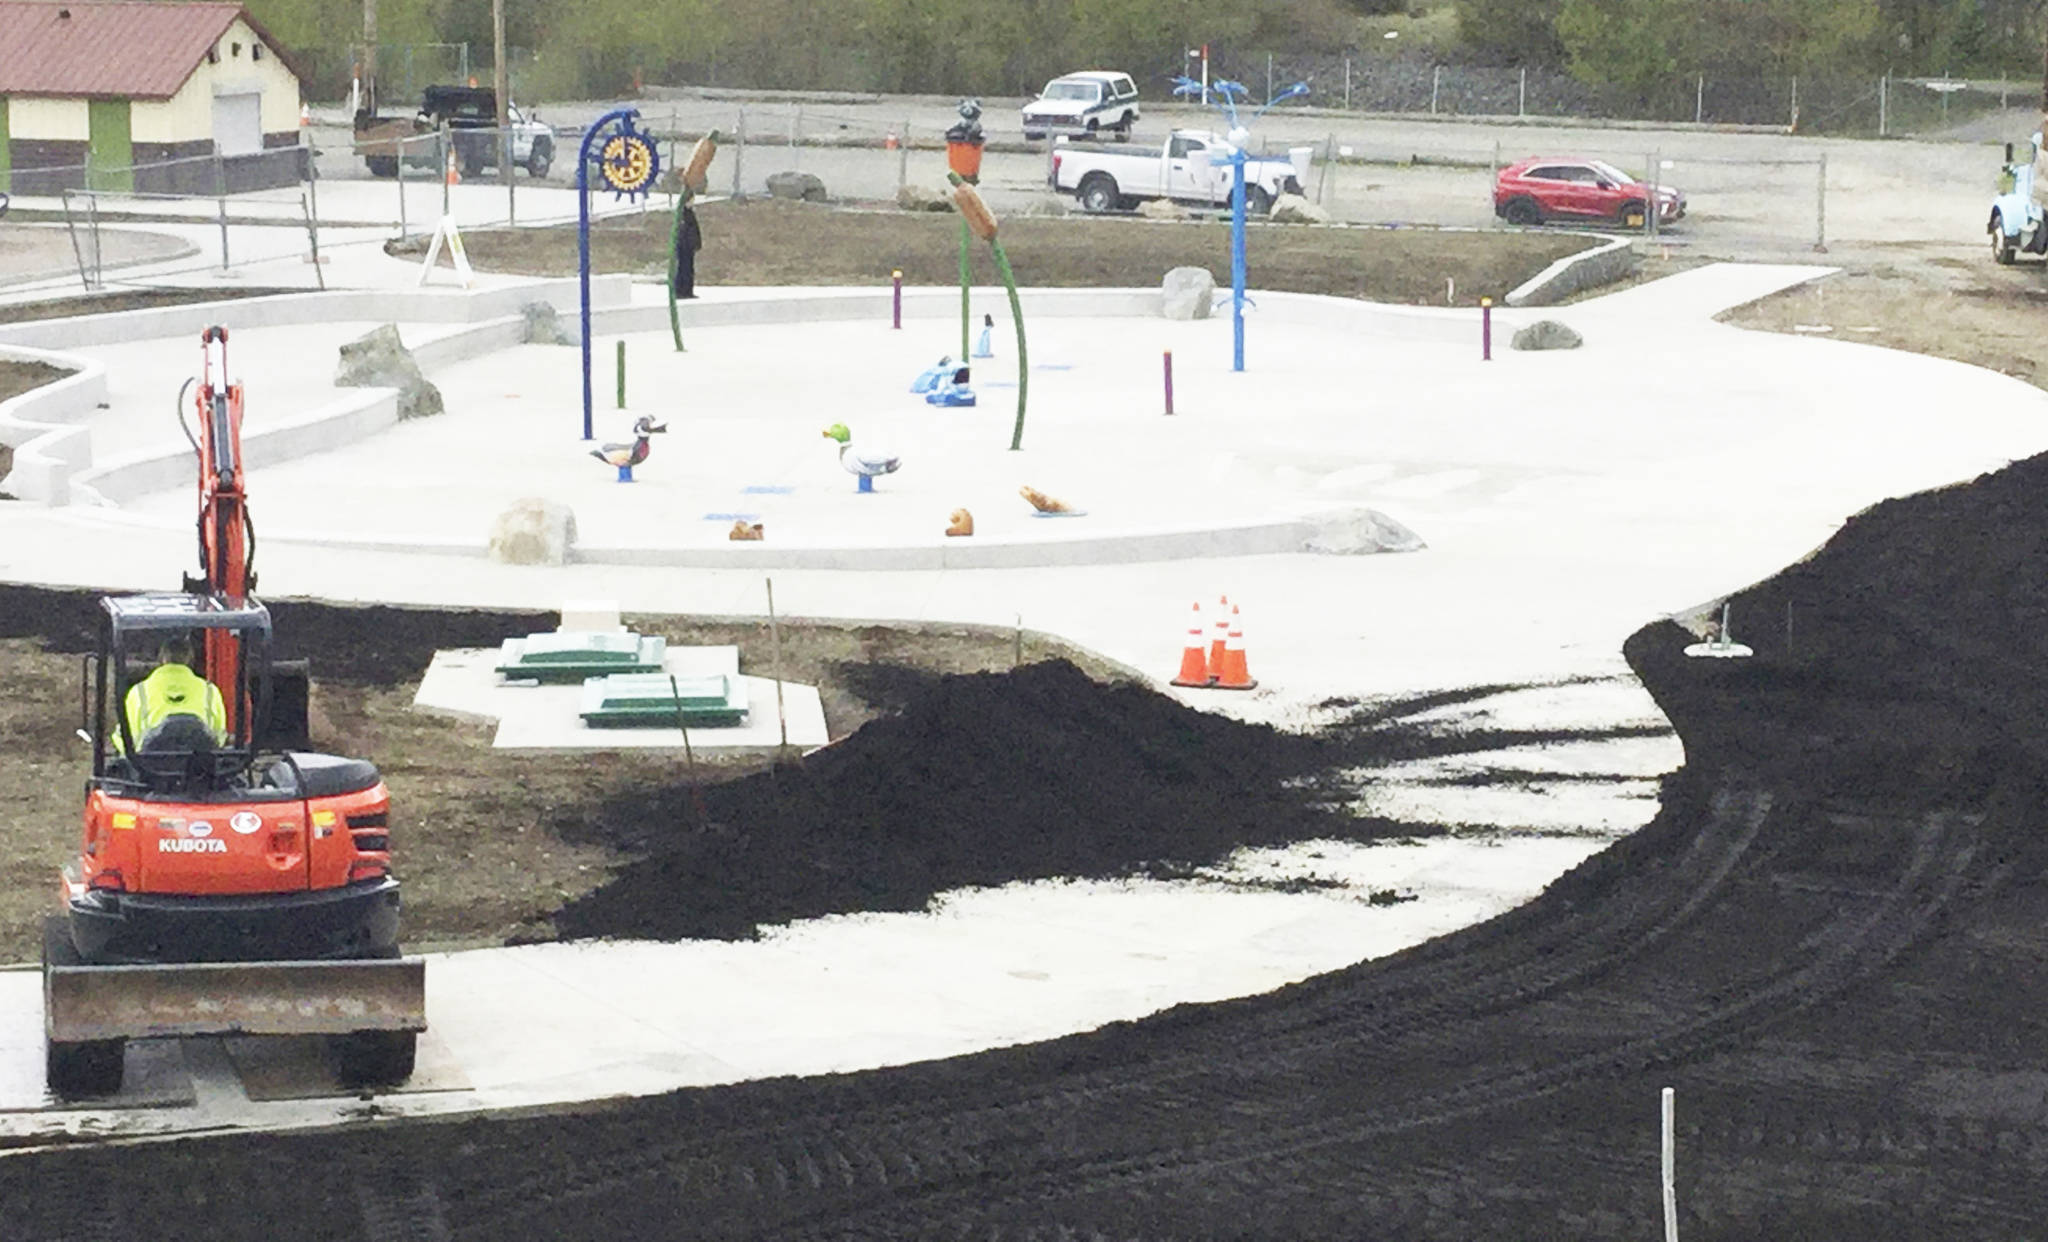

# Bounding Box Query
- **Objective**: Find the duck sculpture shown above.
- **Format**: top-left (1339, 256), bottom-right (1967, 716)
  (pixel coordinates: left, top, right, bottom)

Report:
top-left (590, 415), bottom-right (667, 482)
top-left (822, 422), bottom-right (900, 493)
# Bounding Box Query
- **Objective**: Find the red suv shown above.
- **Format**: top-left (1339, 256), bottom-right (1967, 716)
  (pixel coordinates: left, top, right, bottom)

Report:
top-left (1493, 157), bottom-right (1685, 228)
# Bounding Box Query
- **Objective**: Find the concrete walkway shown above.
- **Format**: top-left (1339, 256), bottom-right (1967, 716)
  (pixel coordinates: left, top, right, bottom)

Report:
top-left (3, 257), bottom-right (2044, 1141)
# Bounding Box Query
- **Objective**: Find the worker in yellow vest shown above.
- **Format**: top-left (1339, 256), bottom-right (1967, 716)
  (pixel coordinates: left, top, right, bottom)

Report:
top-left (123, 634), bottom-right (226, 750)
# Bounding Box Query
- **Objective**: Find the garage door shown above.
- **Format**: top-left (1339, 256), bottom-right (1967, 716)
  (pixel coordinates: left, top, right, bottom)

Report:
top-left (212, 91), bottom-right (261, 158)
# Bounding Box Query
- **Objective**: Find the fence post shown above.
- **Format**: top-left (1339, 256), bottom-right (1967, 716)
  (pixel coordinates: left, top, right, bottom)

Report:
top-left (1878, 74), bottom-right (1888, 137)
top-left (1646, 150), bottom-right (1659, 240)
top-left (1343, 57), bottom-right (1350, 110)
top-left (1790, 75), bottom-right (1799, 133)
top-left (397, 133), bottom-right (409, 239)
top-left (1431, 66), bottom-right (1441, 115)
top-left (1267, 53), bottom-right (1274, 104)
top-left (1814, 151), bottom-right (1827, 252)
top-left (214, 152), bottom-right (230, 271)
top-left (789, 105), bottom-right (799, 172)
top-left (733, 107), bottom-right (745, 199)
top-left (1519, 67), bottom-right (1527, 117)
top-left (1490, 139), bottom-right (1500, 227)
top-left (1696, 74), bottom-right (1704, 124)
top-left (1316, 133), bottom-right (1334, 205)
top-left (304, 143), bottom-right (326, 290)
top-left (900, 118), bottom-right (911, 191)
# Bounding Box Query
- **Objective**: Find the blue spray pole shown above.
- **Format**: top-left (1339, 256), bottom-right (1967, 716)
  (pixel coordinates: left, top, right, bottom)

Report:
top-left (1170, 75), bottom-right (1306, 377)
top-left (578, 107), bottom-right (642, 441)
top-left (1229, 149), bottom-right (1247, 373)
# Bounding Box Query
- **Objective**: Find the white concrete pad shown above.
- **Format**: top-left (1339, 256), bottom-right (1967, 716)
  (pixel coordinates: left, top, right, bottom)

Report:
top-left (3, 262), bottom-right (2044, 1143)
top-left (413, 645), bottom-right (829, 752)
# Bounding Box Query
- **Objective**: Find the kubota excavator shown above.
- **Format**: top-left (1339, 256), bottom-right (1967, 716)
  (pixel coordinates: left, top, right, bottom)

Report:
top-left (43, 327), bottom-right (425, 1098)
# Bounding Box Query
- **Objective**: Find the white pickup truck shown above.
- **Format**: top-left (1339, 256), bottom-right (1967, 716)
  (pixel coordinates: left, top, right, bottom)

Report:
top-left (1052, 130), bottom-right (1307, 214)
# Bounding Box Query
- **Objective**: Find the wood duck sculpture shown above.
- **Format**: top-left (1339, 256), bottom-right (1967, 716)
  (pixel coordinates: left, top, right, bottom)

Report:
top-left (591, 415), bottom-right (667, 482)
top-left (822, 422), bottom-right (900, 493)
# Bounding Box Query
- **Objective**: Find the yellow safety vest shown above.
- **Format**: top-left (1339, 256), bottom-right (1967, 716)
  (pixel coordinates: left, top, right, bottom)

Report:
top-left (123, 664), bottom-right (227, 748)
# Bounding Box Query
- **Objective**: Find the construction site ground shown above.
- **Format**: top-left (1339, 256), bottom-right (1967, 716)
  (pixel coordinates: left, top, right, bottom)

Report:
top-left (4, 163), bottom-right (2048, 1236)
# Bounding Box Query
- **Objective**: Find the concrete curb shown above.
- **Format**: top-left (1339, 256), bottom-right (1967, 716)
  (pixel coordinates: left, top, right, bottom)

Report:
top-left (0, 343), bottom-right (106, 505)
top-left (1504, 234), bottom-right (1637, 307)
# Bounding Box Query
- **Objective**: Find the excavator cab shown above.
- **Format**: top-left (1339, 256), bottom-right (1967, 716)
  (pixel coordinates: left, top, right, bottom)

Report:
top-left (93, 592), bottom-right (270, 795)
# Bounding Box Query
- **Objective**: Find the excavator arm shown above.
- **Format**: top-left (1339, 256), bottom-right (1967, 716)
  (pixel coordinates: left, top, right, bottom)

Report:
top-left (189, 326), bottom-right (253, 735)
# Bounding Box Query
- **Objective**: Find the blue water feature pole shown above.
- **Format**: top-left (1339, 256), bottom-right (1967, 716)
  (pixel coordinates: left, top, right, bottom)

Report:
top-left (1168, 75), bottom-right (1309, 375)
top-left (578, 108), bottom-right (661, 440)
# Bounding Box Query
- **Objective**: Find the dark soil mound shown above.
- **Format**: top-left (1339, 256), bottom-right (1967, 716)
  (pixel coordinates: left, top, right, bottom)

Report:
top-left (24, 455), bottom-right (2048, 1238)
top-left (551, 659), bottom-right (1426, 941)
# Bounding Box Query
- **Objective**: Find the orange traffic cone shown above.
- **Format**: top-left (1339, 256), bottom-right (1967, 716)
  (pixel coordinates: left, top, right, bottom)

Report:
top-left (445, 146), bottom-right (461, 186)
top-left (1209, 593), bottom-right (1231, 671)
top-left (1169, 601), bottom-right (1212, 687)
top-left (1213, 605), bottom-right (1258, 690)
top-left (299, 103), bottom-right (311, 128)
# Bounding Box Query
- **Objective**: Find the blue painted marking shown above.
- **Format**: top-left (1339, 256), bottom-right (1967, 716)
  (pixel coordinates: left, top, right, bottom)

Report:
top-left (740, 485), bottom-right (794, 495)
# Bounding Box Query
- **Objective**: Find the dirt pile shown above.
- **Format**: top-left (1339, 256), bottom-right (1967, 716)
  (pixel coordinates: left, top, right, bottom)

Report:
top-left (551, 659), bottom-right (1422, 941)
top-left (20, 455), bottom-right (2048, 1237)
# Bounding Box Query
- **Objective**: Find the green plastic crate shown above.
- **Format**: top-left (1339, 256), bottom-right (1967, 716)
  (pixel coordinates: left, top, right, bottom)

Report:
top-left (496, 631), bottom-right (666, 683)
top-left (579, 673), bottom-right (750, 728)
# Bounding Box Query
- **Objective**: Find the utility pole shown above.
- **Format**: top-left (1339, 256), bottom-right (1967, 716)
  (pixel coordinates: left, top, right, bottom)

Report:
top-left (362, 0), bottom-right (378, 115)
top-left (493, 0), bottom-right (511, 198)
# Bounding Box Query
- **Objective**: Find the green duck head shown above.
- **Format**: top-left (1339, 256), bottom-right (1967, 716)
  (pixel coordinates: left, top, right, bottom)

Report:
top-left (822, 423), bottom-right (852, 444)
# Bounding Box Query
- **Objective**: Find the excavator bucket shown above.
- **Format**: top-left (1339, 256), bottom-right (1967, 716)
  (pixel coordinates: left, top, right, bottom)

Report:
top-left (44, 957), bottom-right (425, 1043)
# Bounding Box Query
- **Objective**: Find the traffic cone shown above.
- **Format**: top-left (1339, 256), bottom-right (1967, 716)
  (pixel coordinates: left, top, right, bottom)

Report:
top-left (1169, 601), bottom-right (1213, 687)
top-left (1213, 605), bottom-right (1258, 690)
top-left (299, 103), bottom-right (311, 128)
top-left (1209, 593), bottom-right (1231, 671)
top-left (445, 145), bottom-right (461, 186)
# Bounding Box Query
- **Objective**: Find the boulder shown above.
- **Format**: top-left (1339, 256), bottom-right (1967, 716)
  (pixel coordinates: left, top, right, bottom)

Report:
top-left (1303, 508), bottom-right (1426, 556)
top-left (1138, 199), bottom-right (1188, 221)
top-left (896, 182), bottom-right (954, 212)
top-left (521, 302), bottom-right (576, 346)
top-left (1161, 266), bottom-right (1217, 321)
top-left (335, 324), bottom-right (443, 421)
top-left (767, 170), bottom-right (828, 202)
top-left (489, 498), bottom-right (577, 566)
top-left (1270, 193), bottom-right (1331, 224)
top-left (1512, 319), bottom-right (1584, 351)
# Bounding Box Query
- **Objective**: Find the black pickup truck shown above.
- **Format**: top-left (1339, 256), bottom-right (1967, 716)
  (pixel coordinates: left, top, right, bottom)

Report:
top-left (353, 85), bottom-right (555, 179)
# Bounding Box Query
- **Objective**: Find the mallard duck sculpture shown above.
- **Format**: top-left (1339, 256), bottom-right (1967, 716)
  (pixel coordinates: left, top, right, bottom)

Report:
top-left (590, 415), bottom-right (667, 482)
top-left (822, 422), bottom-right (900, 493)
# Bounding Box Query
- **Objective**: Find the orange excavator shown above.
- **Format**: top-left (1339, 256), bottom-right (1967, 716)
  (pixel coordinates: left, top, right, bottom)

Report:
top-left (43, 327), bottom-right (425, 1098)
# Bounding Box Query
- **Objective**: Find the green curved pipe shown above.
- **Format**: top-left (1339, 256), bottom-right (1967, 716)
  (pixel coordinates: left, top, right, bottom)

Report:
top-left (667, 190), bottom-right (689, 353)
top-left (994, 241), bottom-right (1027, 451)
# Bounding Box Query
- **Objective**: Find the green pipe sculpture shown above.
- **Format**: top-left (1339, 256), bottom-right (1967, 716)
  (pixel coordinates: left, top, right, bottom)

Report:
top-left (668, 133), bottom-right (719, 353)
top-left (948, 172), bottom-right (1028, 451)
top-left (945, 100), bottom-right (986, 365)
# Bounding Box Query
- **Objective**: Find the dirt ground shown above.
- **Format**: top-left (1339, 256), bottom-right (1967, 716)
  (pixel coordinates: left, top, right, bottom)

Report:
top-left (12, 447), bottom-right (2048, 1238)
top-left (11, 213), bottom-right (2048, 1236)
top-left (450, 196), bottom-right (1591, 303)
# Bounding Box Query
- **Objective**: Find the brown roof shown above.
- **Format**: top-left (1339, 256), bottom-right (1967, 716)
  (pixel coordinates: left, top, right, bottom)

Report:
top-left (0, 1), bottom-right (300, 100)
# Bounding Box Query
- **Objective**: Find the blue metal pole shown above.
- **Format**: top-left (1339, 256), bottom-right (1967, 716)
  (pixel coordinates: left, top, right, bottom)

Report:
top-left (578, 107), bottom-right (640, 441)
top-left (1231, 152), bottom-right (1247, 373)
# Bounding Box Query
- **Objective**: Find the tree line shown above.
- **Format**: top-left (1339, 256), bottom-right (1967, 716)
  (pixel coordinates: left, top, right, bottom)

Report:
top-left (245, 0), bottom-right (2047, 102)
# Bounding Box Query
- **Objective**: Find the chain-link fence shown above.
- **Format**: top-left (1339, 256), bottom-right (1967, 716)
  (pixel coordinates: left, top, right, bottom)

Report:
top-left (1169, 51), bottom-right (2036, 138)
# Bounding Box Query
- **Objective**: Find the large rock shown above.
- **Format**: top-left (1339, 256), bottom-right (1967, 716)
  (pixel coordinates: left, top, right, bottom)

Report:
top-left (1161, 266), bottom-right (1216, 321)
top-left (335, 324), bottom-right (443, 420)
top-left (1138, 199), bottom-right (1189, 221)
top-left (1270, 193), bottom-right (1331, 224)
top-left (1303, 508), bottom-right (1426, 556)
top-left (895, 182), bottom-right (954, 212)
top-left (767, 170), bottom-right (828, 202)
top-left (521, 302), bottom-right (576, 346)
top-left (489, 498), bottom-right (577, 566)
top-left (1512, 319), bottom-right (1584, 351)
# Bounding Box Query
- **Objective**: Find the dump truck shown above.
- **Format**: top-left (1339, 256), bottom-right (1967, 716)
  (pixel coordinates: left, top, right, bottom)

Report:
top-left (354, 84), bottom-right (555, 179)
top-left (42, 328), bottom-right (424, 1098)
